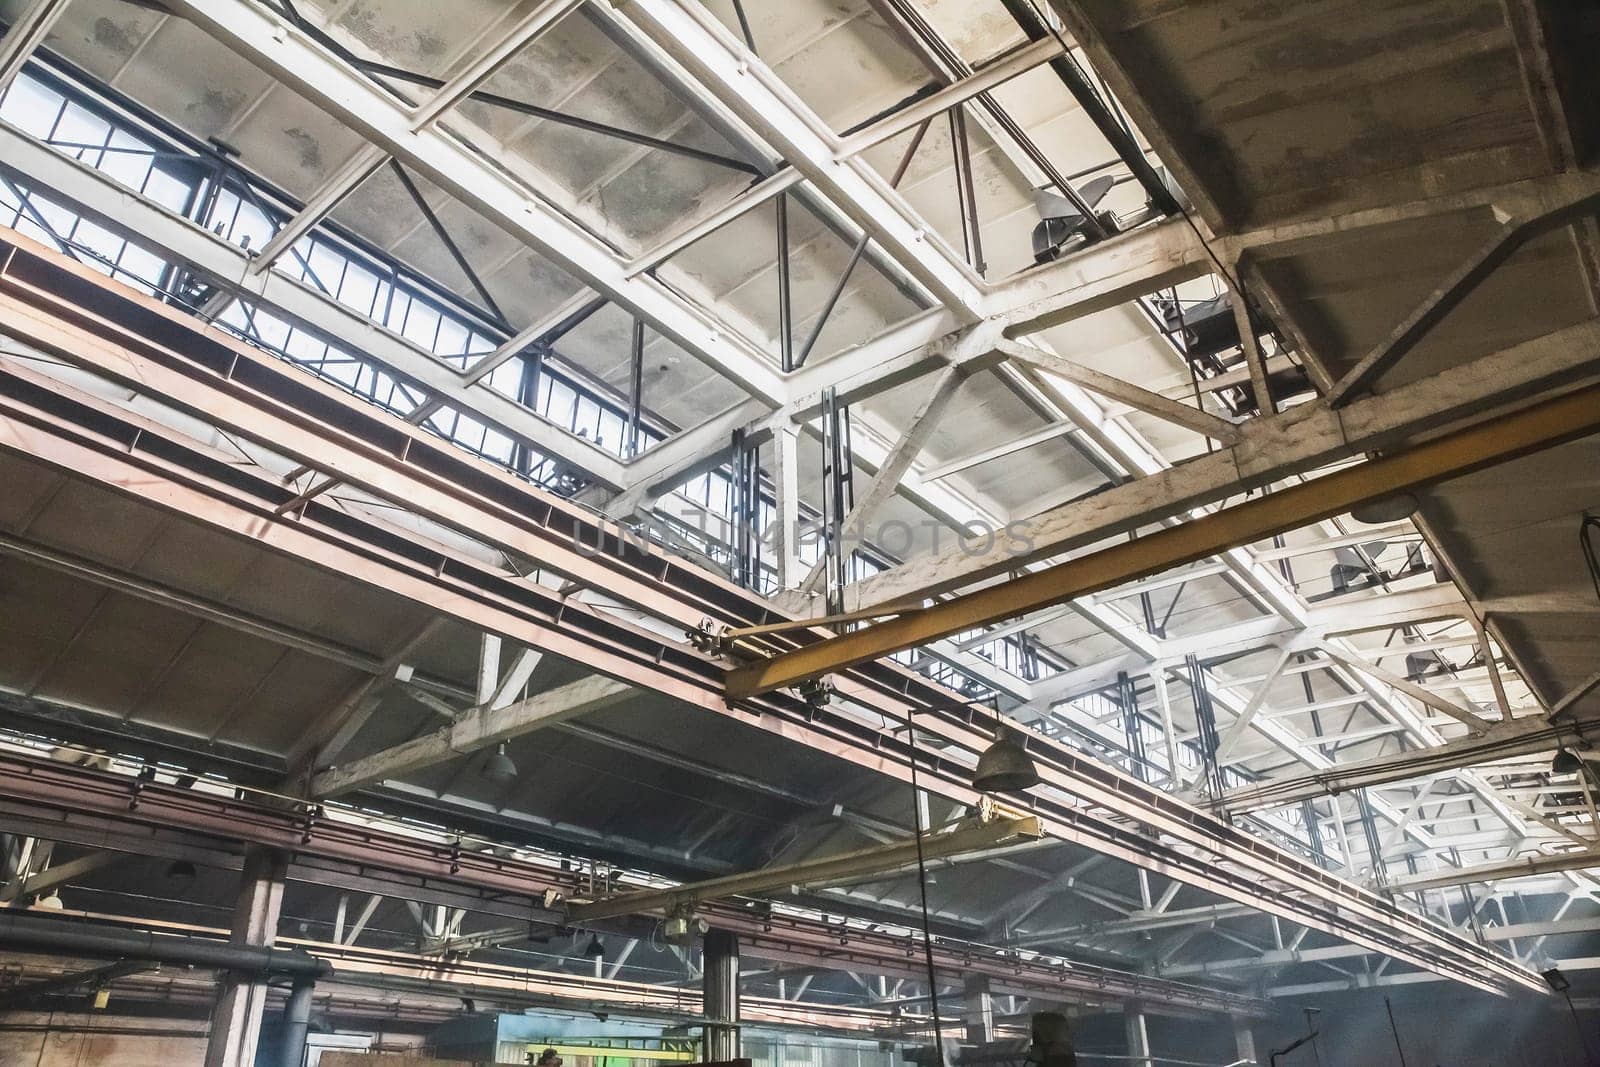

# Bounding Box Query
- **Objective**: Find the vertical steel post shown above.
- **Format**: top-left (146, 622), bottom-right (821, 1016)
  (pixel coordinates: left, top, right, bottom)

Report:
top-left (771, 427), bottom-right (801, 588)
top-left (514, 344), bottom-right (547, 477)
top-left (730, 429), bottom-right (748, 588)
top-left (1356, 788), bottom-right (1389, 887)
top-left (1138, 590), bottom-right (1161, 638)
top-left (1151, 669), bottom-right (1181, 785)
top-left (729, 429), bottom-right (760, 590)
top-left (703, 928), bottom-right (740, 1061)
top-left (1123, 1005), bottom-right (1153, 1067)
top-left (776, 193), bottom-right (794, 372)
top-left (746, 438), bottom-right (762, 587)
top-left (1233, 1018), bottom-right (1259, 1066)
top-left (627, 317), bottom-right (645, 457)
top-left (204, 846), bottom-right (287, 1067)
top-left (1302, 799), bottom-right (1328, 868)
top-left (820, 387), bottom-right (851, 616)
top-left (1119, 671), bottom-right (1148, 782)
top-left (963, 973), bottom-right (994, 1045)
top-left (1186, 655), bottom-right (1225, 802)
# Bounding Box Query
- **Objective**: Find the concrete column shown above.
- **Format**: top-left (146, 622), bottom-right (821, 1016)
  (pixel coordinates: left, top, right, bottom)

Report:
top-left (703, 928), bottom-right (739, 1061)
top-left (1233, 1018), bottom-right (1259, 1065)
top-left (771, 426), bottom-right (801, 588)
top-left (962, 974), bottom-right (994, 1045)
top-left (1031, 1011), bottom-right (1078, 1067)
top-left (1124, 1004), bottom-right (1153, 1067)
top-left (204, 846), bottom-right (287, 1067)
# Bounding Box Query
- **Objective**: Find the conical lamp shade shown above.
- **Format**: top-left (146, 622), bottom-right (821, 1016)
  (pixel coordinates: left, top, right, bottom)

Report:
top-left (973, 728), bottom-right (1041, 793)
top-left (481, 742), bottom-right (518, 785)
top-left (1552, 748), bottom-right (1585, 776)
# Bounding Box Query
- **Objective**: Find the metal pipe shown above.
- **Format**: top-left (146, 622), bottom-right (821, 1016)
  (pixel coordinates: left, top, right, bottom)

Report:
top-left (0, 960), bottom-right (156, 1009)
top-left (279, 977), bottom-right (316, 1067)
top-left (0, 913), bottom-right (330, 978)
top-left (703, 928), bottom-right (740, 1061)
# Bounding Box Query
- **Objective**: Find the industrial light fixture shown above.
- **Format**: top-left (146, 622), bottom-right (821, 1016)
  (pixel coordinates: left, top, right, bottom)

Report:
top-left (165, 859), bottom-right (197, 886)
top-left (1404, 653), bottom-right (1435, 683)
top-left (34, 891), bottom-right (63, 910)
top-left (973, 706), bottom-right (1041, 794)
top-left (1328, 546), bottom-right (1372, 596)
top-left (583, 934), bottom-right (605, 960)
top-left (1552, 749), bottom-right (1585, 776)
top-left (1351, 491), bottom-right (1419, 524)
top-left (1541, 966), bottom-right (1598, 1064)
top-left (481, 742), bottom-right (518, 785)
top-left (1030, 175), bottom-right (1116, 262)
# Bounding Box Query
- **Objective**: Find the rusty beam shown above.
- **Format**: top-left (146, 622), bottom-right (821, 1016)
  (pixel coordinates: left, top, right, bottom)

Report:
top-left (726, 379), bottom-right (1600, 699)
top-left (0, 752), bottom-right (1254, 1015)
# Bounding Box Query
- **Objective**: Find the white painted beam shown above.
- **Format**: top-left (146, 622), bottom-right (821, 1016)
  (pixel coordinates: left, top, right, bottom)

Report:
top-left (835, 36), bottom-right (1066, 160)
top-left (797, 364), bottom-right (965, 594)
top-left (0, 0), bottom-right (67, 95)
top-left (998, 337), bottom-right (1241, 443)
top-left (165, 0), bottom-right (788, 403)
top-left (409, 0), bottom-right (582, 131)
top-left (843, 317), bottom-right (1600, 611)
top-left (616, 0), bottom-right (983, 314)
top-left (310, 674), bottom-right (632, 797)
top-left (0, 123), bottom-right (632, 488)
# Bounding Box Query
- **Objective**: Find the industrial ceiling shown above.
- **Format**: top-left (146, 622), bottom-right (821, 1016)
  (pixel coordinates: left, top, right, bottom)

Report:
top-left (0, 0), bottom-right (1596, 1044)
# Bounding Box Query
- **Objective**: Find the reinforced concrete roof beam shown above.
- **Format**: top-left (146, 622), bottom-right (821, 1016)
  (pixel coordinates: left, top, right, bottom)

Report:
top-left (164, 0), bottom-right (788, 404)
top-left (0, 123), bottom-right (633, 489)
top-left (614, 0), bottom-right (985, 317)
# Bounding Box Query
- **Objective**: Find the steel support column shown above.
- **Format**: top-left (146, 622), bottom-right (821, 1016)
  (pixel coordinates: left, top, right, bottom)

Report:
top-left (771, 426), bottom-right (802, 589)
top-left (205, 846), bottom-right (288, 1067)
top-left (1124, 1005), bottom-right (1154, 1067)
top-left (963, 973), bottom-right (995, 1045)
top-left (819, 386), bottom-right (852, 617)
top-left (1186, 656), bottom-right (1225, 803)
top-left (704, 928), bottom-right (740, 1061)
top-left (628, 317), bottom-right (646, 458)
top-left (1233, 1018), bottom-right (1259, 1066)
top-left (777, 194), bottom-right (794, 373)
